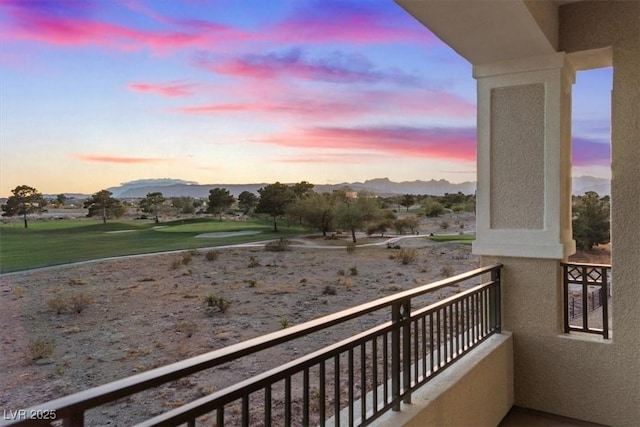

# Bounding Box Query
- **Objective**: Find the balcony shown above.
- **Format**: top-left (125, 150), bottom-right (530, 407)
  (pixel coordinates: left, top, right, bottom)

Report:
top-left (1, 265), bottom-right (506, 427)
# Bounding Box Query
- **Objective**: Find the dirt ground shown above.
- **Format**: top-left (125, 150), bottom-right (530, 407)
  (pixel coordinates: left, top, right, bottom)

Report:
top-left (0, 213), bottom-right (607, 426)
top-left (0, 214), bottom-right (481, 426)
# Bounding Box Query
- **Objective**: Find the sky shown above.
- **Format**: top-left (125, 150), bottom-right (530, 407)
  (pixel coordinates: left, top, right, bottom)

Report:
top-left (0, 0), bottom-right (612, 197)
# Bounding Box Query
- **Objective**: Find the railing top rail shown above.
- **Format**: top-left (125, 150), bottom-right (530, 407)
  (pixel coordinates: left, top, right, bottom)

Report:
top-left (561, 261), bottom-right (611, 269)
top-left (7, 264), bottom-right (502, 421)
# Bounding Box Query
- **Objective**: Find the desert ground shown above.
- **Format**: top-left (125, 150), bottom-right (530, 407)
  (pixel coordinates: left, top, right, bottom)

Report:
top-left (0, 213), bottom-right (608, 426)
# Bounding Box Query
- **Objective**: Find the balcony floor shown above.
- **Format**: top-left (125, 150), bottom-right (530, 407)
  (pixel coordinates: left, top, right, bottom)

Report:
top-left (499, 407), bottom-right (609, 427)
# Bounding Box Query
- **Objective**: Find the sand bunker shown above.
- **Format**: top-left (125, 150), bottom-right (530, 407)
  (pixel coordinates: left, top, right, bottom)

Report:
top-left (195, 230), bottom-right (261, 238)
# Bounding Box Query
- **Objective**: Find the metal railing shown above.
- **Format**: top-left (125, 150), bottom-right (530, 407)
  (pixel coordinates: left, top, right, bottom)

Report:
top-left (562, 262), bottom-right (611, 339)
top-left (3, 264), bottom-right (502, 427)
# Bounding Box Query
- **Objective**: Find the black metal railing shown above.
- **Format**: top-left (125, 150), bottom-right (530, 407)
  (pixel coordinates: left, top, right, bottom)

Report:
top-left (2, 264), bottom-right (502, 427)
top-left (562, 262), bottom-right (611, 339)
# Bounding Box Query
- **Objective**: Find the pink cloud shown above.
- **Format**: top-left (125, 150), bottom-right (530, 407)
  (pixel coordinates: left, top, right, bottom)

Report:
top-left (260, 126), bottom-right (477, 162)
top-left (128, 81), bottom-right (196, 97)
top-left (271, 1), bottom-right (434, 45)
top-left (572, 137), bottom-right (610, 167)
top-left (277, 153), bottom-right (386, 164)
top-left (72, 154), bottom-right (166, 164)
top-left (198, 49), bottom-right (419, 86)
top-left (0, 2), bottom-right (247, 54)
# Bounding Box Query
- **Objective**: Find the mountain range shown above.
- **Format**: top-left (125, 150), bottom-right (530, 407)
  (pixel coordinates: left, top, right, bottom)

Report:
top-left (88, 176), bottom-right (610, 199)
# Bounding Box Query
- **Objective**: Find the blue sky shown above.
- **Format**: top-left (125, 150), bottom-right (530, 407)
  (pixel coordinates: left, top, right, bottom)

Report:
top-left (0, 0), bottom-right (611, 196)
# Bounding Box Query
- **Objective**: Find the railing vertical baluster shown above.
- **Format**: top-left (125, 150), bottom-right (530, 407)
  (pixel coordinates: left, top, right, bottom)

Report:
top-left (601, 267), bottom-right (610, 339)
top-left (334, 355), bottom-right (341, 424)
top-left (391, 303), bottom-right (401, 411)
top-left (284, 376), bottom-right (291, 427)
top-left (581, 266), bottom-right (589, 331)
top-left (383, 333), bottom-right (389, 405)
top-left (303, 368), bottom-right (309, 427)
top-left (454, 301), bottom-right (460, 356)
top-left (265, 385), bottom-right (271, 427)
top-left (491, 268), bottom-right (501, 333)
top-left (563, 264), bottom-right (570, 333)
top-left (187, 419), bottom-right (196, 427)
top-left (465, 295), bottom-right (470, 349)
top-left (413, 319), bottom-right (419, 384)
top-left (319, 361), bottom-right (326, 427)
top-left (402, 300), bottom-right (412, 404)
top-left (449, 303), bottom-right (454, 358)
top-left (242, 395), bottom-right (249, 427)
top-left (217, 406), bottom-right (224, 427)
top-left (348, 349), bottom-right (354, 426)
top-left (372, 337), bottom-right (378, 412)
top-left (360, 343), bottom-right (366, 424)
top-left (436, 309), bottom-right (441, 369)
top-left (443, 306), bottom-right (448, 363)
top-left (421, 316), bottom-right (427, 379)
top-left (429, 313), bottom-right (434, 374)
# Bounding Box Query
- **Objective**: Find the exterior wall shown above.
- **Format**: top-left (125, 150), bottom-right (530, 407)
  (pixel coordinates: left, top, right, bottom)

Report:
top-left (483, 3), bottom-right (639, 426)
top-left (560, 2), bottom-right (640, 425)
top-left (374, 333), bottom-right (513, 427)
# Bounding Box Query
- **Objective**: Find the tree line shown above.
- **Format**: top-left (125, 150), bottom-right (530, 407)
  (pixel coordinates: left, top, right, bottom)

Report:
top-left (3, 183), bottom-right (609, 250)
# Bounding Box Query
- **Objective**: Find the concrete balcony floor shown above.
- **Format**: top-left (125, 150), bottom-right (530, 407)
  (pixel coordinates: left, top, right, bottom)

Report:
top-left (499, 407), bottom-right (609, 427)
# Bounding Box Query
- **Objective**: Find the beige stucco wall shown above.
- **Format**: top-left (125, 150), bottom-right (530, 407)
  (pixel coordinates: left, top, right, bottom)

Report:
top-left (374, 333), bottom-right (513, 427)
top-left (490, 84), bottom-right (545, 229)
top-left (484, 3), bottom-right (639, 425)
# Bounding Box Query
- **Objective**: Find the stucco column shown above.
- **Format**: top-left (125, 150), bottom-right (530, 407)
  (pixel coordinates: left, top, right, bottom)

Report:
top-left (472, 52), bottom-right (575, 260)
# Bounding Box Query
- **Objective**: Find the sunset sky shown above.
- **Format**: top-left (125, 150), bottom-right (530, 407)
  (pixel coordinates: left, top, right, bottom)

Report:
top-left (0, 0), bottom-right (612, 197)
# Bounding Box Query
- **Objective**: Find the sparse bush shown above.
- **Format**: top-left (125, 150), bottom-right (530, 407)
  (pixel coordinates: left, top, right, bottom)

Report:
top-left (265, 238), bottom-right (291, 252)
top-left (170, 258), bottom-right (182, 270)
top-left (181, 252), bottom-right (193, 265)
top-left (69, 293), bottom-right (92, 313)
top-left (397, 248), bottom-right (417, 265)
top-left (440, 265), bottom-right (455, 277)
top-left (337, 269), bottom-right (345, 276)
top-left (279, 318), bottom-right (290, 329)
top-left (349, 266), bottom-right (358, 276)
top-left (205, 250), bottom-right (220, 261)
top-left (27, 338), bottom-right (55, 361)
top-left (47, 295), bottom-right (67, 314)
top-left (204, 295), bottom-right (231, 313)
top-left (248, 256), bottom-right (260, 268)
top-left (346, 243), bottom-right (356, 254)
top-left (175, 321), bottom-right (198, 338)
top-left (439, 221), bottom-right (450, 230)
top-left (323, 285), bottom-right (337, 296)
top-left (245, 279), bottom-right (257, 288)
top-left (12, 286), bottom-right (26, 298)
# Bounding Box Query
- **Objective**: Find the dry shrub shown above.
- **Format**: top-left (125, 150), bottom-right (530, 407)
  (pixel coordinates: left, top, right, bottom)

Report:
top-left (346, 243), bottom-right (356, 254)
top-left (440, 265), bottom-right (455, 278)
top-left (181, 252), bottom-right (192, 265)
top-left (69, 293), bottom-right (92, 313)
top-left (27, 338), bottom-right (55, 361)
top-left (12, 286), bottom-right (26, 298)
top-left (265, 238), bottom-right (291, 252)
top-left (397, 248), bottom-right (417, 265)
top-left (170, 258), bottom-right (182, 270)
top-left (47, 294), bottom-right (67, 314)
top-left (323, 285), bottom-right (337, 296)
top-left (205, 250), bottom-right (220, 261)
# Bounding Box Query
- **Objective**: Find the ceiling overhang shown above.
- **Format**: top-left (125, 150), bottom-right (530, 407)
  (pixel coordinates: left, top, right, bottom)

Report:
top-left (395, 0), bottom-right (560, 66)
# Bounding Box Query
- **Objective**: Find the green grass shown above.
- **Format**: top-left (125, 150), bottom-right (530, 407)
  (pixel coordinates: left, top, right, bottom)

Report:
top-left (428, 233), bottom-right (475, 244)
top-left (0, 218), bottom-right (303, 273)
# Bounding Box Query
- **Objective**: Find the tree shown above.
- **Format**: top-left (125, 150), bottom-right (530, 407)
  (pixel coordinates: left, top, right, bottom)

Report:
top-left (207, 188), bottom-right (235, 221)
top-left (399, 194), bottom-right (415, 212)
top-left (291, 181), bottom-right (315, 199)
top-left (572, 191), bottom-right (610, 250)
top-left (1, 185), bottom-right (46, 228)
top-left (84, 190), bottom-right (124, 223)
top-left (170, 196), bottom-right (196, 215)
top-left (238, 191), bottom-right (258, 215)
top-left (424, 199), bottom-right (445, 217)
top-left (290, 191), bottom-right (335, 236)
top-left (333, 195), bottom-right (382, 243)
top-left (55, 194), bottom-right (67, 208)
top-left (139, 192), bottom-right (166, 223)
top-left (255, 182), bottom-right (294, 232)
